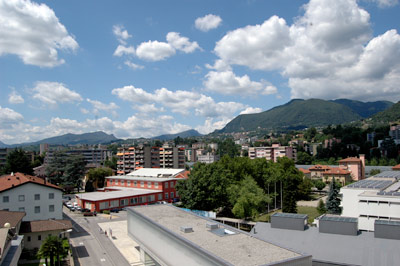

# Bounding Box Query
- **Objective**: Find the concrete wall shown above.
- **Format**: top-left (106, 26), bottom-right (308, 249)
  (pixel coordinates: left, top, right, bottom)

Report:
top-left (319, 220), bottom-right (358, 236)
top-left (0, 183), bottom-right (62, 221)
top-left (271, 216), bottom-right (306, 231)
top-left (374, 223), bottom-right (400, 240)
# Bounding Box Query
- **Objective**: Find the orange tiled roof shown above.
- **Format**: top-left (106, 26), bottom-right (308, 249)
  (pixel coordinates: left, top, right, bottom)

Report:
top-left (176, 170), bottom-right (190, 179)
top-left (0, 172), bottom-right (61, 193)
top-left (392, 164), bottom-right (400, 170)
top-left (338, 157), bottom-right (361, 163)
top-left (323, 167), bottom-right (350, 175)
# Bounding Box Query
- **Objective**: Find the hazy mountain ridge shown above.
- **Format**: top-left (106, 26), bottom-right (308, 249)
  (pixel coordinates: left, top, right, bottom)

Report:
top-left (152, 129), bottom-right (202, 140)
top-left (1, 131), bottom-right (119, 147)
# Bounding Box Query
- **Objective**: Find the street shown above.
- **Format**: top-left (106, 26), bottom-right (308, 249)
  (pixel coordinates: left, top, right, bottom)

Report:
top-left (63, 206), bottom-right (130, 266)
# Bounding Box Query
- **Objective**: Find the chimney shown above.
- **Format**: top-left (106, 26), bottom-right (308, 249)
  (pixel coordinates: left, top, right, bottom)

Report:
top-left (359, 154), bottom-right (365, 180)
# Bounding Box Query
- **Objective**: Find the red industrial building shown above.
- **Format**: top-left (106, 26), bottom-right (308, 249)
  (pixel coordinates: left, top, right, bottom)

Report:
top-left (76, 168), bottom-right (188, 211)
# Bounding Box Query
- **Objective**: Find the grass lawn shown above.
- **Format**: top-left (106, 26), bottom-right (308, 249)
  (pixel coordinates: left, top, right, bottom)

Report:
top-left (255, 206), bottom-right (321, 224)
top-left (297, 206), bottom-right (320, 224)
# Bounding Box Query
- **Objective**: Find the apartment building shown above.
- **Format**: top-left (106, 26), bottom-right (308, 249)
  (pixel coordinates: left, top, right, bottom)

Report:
top-left (45, 148), bottom-right (112, 166)
top-left (197, 153), bottom-right (220, 164)
top-left (117, 146), bottom-right (160, 175)
top-left (248, 144), bottom-right (297, 162)
top-left (0, 148), bottom-right (13, 168)
top-left (159, 143), bottom-right (185, 169)
top-left (338, 154), bottom-right (365, 181)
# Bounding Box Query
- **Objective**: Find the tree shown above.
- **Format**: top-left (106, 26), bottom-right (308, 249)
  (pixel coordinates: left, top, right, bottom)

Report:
top-left (296, 151), bottom-right (312, 164)
top-left (228, 176), bottom-right (271, 219)
top-left (45, 152), bottom-right (68, 185)
top-left (317, 199), bottom-right (327, 215)
top-left (87, 167), bottom-right (113, 189)
top-left (326, 177), bottom-right (342, 214)
top-left (3, 148), bottom-right (33, 175)
top-left (314, 180), bottom-right (326, 191)
top-left (63, 155), bottom-right (86, 192)
top-left (37, 235), bottom-right (69, 266)
top-left (104, 156), bottom-right (117, 170)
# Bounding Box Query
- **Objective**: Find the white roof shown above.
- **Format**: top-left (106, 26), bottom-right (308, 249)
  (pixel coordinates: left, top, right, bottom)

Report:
top-left (76, 188), bottom-right (157, 201)
top-left (126, 168), bottom-right (185, 177)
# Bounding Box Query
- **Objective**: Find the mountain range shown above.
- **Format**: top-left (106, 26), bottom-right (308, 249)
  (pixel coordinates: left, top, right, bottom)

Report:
top-left (0, 131), bottom-right (119, 148)
top-left (152, 129), bottom-right (202, 141)
top-left (218, 98), bottom-right (394, 133)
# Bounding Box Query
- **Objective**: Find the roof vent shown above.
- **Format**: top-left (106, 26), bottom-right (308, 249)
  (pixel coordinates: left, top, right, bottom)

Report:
top-left (11, 172), bottom-right (14, 176)
top-left (206, 222), bottom-right (219, 230)
top-left (180, 226), bottom-right (193, 233)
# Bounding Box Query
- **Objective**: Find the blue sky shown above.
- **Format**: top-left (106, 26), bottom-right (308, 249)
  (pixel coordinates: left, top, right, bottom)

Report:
top-left (1, 0), bottom-right (400, 144)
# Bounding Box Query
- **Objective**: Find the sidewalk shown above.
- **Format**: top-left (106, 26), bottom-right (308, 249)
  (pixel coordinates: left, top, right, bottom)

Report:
top-left (98, 220), bottom-right (143, 266)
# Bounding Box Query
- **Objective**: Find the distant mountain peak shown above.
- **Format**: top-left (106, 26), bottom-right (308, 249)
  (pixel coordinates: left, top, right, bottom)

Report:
top-left (152, 129), bottom-right (202, 140)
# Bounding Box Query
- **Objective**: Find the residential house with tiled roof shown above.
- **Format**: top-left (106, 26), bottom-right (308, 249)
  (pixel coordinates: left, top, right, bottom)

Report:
top-left (0, 211), bottom-right (25, 266)
top-left (0, 173), bottom-right (72, 251)
top-left (338, 155), bottom-right (365, 181)
top-left (0, 172), bottom-right (62, 221)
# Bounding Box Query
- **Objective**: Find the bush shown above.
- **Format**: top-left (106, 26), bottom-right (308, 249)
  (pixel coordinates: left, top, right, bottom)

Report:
top-left (103, 210), bottom-right (110, 215)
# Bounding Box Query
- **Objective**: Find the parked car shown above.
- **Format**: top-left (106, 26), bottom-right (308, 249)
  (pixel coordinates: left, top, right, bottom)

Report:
top-left (110, 208), bottom-right (120, 213)
top-left (66, 202), bottom-right (73, 209)
top-left (81, 208), bottom-right (91, 212)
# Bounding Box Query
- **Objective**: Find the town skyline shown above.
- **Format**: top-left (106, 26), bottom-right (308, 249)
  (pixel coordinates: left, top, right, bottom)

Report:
top-left (1, 0), bottom-right (400, 144)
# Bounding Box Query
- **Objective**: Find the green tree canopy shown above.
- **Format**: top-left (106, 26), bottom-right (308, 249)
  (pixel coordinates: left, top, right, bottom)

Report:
top-left (87, 167), bottom-right (113, 188)
top-left (3, 148), bottom-right (33, 175)
top-left (37, 235), bottom-right (69, 266)
top-left (228, 176), bottom-right (271, 219)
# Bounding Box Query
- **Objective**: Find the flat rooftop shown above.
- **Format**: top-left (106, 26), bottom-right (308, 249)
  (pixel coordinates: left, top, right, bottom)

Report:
top-left (76, 188), bottom-right (157, 201)
top-left (252, 222), bottom-right (400, 266)
top-left (131, 205), bottom-right (307, 266)
top-left (107, 175), bottom-right (183, 182)
top-left (127, 168), bottom-right (184, 177)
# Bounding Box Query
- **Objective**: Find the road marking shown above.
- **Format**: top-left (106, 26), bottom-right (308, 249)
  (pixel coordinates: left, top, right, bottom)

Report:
top-left (79, 242), bottom-right (84, 245)
top-left (100, 258), bottom-right (106, 262)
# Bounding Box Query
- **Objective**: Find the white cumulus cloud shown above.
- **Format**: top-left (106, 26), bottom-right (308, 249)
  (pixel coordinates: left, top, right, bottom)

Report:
top-left (87, 99), bottom-right (119, 117)
top-left (204, 70), bottom-right (277, 95)
top-left (212, 0), bottom-right (400, 102)
top-left (113, 45), bottom-right (135, 57)
top-left (113, 25), bottom-right (132, 45)
top-left (195, 14), bottom-right (222, 32)
top-left (0, 106), bottom-right (24, 127)
top-left (166, 32), bottom-right (201, 53)
top-left (136, 40), bottom-right (175, 61)
top-left (32, 81), bottom-right (82, 106)
top-left (124, 60), bottom-right (144, 70)
top-left (8, 90), bottom-right (24, 104)
top-left (240, 107), bottom-right (263, 115)
top-left (0, 0), bottom-right (78, 67)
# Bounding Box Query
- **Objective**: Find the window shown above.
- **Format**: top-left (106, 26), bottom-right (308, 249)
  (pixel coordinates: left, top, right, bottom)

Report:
top-left (109, 179), bottom-right (113, 185)
top-left (130, 198), bottom-right (138, 205)
top-left (147, 181), bottom-right (152, 188)
top-left (170, 192), bottom-right (174, 198)
top-left (49, 193), bottom-right (54, 199)
top-left (35, 206), bottom-right (40, 213)
top-left (140, 181), bottom-right (144, 188)
top-left (134, 181), bottom-right (137, 186)
top-left (19, 207), bottom-right (25, 212)
top-left (121, 199), bottom-right (127, 206)
top-left (3, 196), bottom-right (9, 203)
top-left (158, 194), bottom-right (162, 200)
top-left (165, 182), bottom-right (168, 189)
top-left (38, 235), bottom-right (41, 241)
top-left (27, 236), bottom-right (31, 242)
top-left (170, 181), bottom-right (174, 188)
top-left (121, 180), bottom-right (124, 185)
top-left (165, 193), bottom-right (169, 199)
top-left (49, 205), bottom-right (55, 212)
top-left (155, 182), bottom-right (159, 189)
top-left (34, 194), bottom-right (40, 200)
top-left (19, 195), bottom-right (25, 202)
top-left (127, 181), bottom-right (131, 186)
